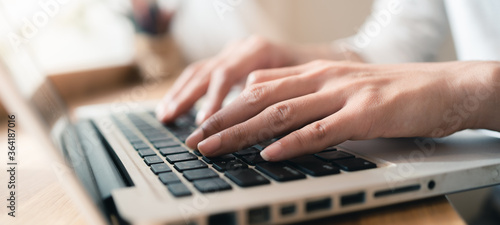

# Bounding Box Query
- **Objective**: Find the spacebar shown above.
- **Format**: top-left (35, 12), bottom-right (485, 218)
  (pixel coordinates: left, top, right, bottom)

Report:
top-left (224, 169), bottom-right (270, 187)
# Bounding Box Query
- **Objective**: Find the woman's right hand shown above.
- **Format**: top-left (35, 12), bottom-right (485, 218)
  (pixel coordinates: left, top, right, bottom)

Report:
top-left (155, 35), bottom-right (294, 124)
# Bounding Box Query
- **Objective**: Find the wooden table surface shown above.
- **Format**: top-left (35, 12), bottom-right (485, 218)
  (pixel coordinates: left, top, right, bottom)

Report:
top-left (0, 69), bottom-right (466, 225)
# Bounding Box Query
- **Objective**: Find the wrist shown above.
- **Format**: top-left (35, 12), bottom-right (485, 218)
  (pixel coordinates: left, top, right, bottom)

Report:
top-left (459, 61), bottom-right (500, 131)
top-left (478, 61), bottom-right (500, 131)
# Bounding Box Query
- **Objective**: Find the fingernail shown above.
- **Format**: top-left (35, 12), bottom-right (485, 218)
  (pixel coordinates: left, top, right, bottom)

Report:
top-left (156, 100), bottom-right (177, 121)
top-left (198, 134), bottom-right (222, 155)
top-left (195, 110), bottom-right (207, 125)
top-left (261, 143), bottom-right (282, 161)
top-left (186, 128), bottom-right (204, 148)
top-left (164, 102), bottom-right (177, 119)
top-left (155, 103), bottom-right (166, 121)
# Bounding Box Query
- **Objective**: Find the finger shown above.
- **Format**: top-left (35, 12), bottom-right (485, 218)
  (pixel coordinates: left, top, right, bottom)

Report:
top-left (196, 44), bottom-right (274, 124)
top-left (163, 75), bottom-right (211, 123)
top-left (260, 108), bottom-right (357, 161)
top-left (195, 68), bottom-right (235, 125)
top-left (185, 75), bottom-right (319, 149)
top-left (157, 60), bottom-right (222, 123)
top-left (155, 62), bottom-right (205, 119)
top-left (166, 60), bottom-right (209, 99)
top-left (246, 63), bottom-right (315, 87)
top-left (196, 90), bottom-right (345, 156)
top-left (156, 41), bottom-right (243, 122)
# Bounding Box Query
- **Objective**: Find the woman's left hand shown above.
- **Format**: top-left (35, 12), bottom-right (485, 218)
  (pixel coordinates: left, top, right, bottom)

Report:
top-left (185, 60), bottom-right (500, 161)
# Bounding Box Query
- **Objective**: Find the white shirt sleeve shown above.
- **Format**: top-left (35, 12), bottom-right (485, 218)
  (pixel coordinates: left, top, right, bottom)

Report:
top-left (345, 0), bottom-right (449, 64)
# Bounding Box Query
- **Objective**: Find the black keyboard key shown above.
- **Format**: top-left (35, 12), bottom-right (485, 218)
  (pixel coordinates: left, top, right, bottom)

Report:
top-left (193, 178), bottom-right (232, 193)
top-left (151, 163), bottom-right (172, 174)
top-left (257, 139), bottom-right (275, 149)
top-left (153, 140), bottom-right (180, 148)
top-left (128, 137), bottom-right (144, 144)
top-left (144, 155), bottom-right (164, 165)
top-left (183, 168), bottom-right (219, 181)
top-left (256, 162), bottom-right (306, 182)
top-left (315, 151), bottom-right (354, 162)
top-left (122, 131), bottom-right (137, 137)
top-left (233, 147), bottom-right (260, 157)
top-left (225, 169), bottom-right (270, 187)
top-left (167, 183), bottom-right (192, 197)
top-left (288, 155), bottom-right (340, 176)
top-left (133, 142), bottom-right (150, 150)
top-left (138, 148), bottom-right (157, 157)
top-left (202, 154), bottom-right (236, 164)
top-left (141, 129), bottom-right (163, 136)
top-left (176, 133), bottom-right (190, 142)
top-left (174, 115), bottom-right (196, 127)
top-left (193, 150), bottom-right (202, 156)
top-left (158, 172), bottom-right (181, 184)
top-left (321, 146), bottom-right (337, 152)
top-left (159, 146), bottom-right (188, 156)
top-left (332, 158), bottom-right (377, 171)
top-left (147, 136), bottom-right (173, 142)
top-left (241, 154), bottom-right (266, 165)
top-left (174, 160), bottom-right (208, 171)
top-left (166, 153), bottom-right (198, 163)
top-left (213, 159), bottom-right (248, 172)
top-left (146, 133), bottom-right (170, 140)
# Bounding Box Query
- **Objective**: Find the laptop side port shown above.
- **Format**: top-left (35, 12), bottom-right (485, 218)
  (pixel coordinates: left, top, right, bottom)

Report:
top-left (280, 204), bottom-right (296, 217)
top-left (248, 206), bottom-right (270, 224)
top-left (208, 212), bottom-right (236, 225)
top-left (374, 184), bottom-right (421, 198)
top-left (341, 192), bottom-right (365, 207)
top-left (305, 198), bottom-right (332, 213)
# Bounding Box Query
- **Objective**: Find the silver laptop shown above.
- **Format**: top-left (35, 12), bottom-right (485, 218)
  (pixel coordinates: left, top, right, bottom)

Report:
top-left (2, 39), bottom-right (500, 225)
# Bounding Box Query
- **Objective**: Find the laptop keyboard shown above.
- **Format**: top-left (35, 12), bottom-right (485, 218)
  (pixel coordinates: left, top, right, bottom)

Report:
top-left (112, 112), bottom-right (377, 198)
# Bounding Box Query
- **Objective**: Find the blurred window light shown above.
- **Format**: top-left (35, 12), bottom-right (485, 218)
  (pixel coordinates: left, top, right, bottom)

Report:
top-left (0, 0), bottom-right (135, 74)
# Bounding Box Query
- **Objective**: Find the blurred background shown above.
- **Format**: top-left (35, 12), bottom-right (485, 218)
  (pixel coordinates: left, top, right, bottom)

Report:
top-left (0, 0), bottom-right (458, 72)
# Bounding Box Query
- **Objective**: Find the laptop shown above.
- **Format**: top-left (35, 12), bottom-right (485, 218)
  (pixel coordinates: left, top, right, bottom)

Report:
top-left (2, 41), bottom-right (500, 225)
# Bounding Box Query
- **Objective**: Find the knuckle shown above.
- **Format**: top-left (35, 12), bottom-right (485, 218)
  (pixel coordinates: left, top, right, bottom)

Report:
top-left (265, 103), bottom-right (294, 130)
top-left (213, 67), bottom-right (232, 80)
top-left (248, 70), bottom-right (264, 83)
top-left (241, 84), bottom-right (268, 106)
top-left (247, 35), bottom-right (274, 55)
top-left (308, 121), bottom-right (328, 141)
top-left (247, 69), bottom-right (269, 86)
top-left (248, 35), bottom-right (269, 47)
top-left (358, 85), bottom-right (383, 106)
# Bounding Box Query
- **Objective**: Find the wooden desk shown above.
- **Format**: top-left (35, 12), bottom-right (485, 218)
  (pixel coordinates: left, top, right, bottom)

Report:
top-left (0, 68), bottom-right (465, 225)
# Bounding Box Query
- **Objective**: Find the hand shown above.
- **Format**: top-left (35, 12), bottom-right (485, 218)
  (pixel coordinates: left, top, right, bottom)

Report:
top-left (155, 35), bottom-right (292, 124)
top-left (185, 60), bottom-right (500, 161)
top-left (155, 36), bottom-right (361, 124)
